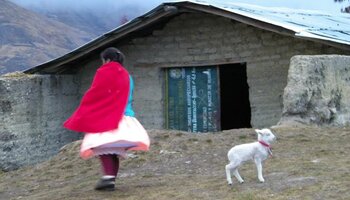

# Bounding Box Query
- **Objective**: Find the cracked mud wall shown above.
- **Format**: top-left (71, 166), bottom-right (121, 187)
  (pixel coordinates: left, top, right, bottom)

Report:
top-left (279, 55), bottom-right (350, 127)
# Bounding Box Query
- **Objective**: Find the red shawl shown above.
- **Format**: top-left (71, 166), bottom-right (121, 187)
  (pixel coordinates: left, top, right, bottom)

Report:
top-left (63, 62), bottom-right (130, 133)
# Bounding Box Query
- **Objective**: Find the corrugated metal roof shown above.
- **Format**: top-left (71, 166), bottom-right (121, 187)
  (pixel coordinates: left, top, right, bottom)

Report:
top-left (25, 0), bottom-right (350, 74)
top-left (186, 0), bottom-right (350, 45)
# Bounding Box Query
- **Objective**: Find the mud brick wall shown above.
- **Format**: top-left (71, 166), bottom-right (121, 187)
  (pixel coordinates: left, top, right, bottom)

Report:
top-left (78, 13), bottom-right (348, 129)
top-left (0, 74), bottom-right (81, 171)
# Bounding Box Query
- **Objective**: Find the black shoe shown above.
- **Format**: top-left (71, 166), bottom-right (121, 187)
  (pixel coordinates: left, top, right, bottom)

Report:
top-left (94, 177), bottom-right (115, 191)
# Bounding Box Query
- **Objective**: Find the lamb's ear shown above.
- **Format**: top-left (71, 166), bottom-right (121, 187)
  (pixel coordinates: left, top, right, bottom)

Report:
top-left (255, 129), bottom-right (262, 135)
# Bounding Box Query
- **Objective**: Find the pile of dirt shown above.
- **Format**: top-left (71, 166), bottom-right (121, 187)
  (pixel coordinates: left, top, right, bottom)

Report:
top-left (1, 127), bottom-right (349, 200)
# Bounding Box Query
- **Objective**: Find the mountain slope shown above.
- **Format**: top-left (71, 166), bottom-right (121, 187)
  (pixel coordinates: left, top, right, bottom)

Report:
top-left (10, 0), bottom-right (162, 37)
top-left (0, 0), bottom-right (94, 74)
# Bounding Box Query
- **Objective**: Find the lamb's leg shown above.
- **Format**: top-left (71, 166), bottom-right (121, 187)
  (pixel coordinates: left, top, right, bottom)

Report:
top-left (254, 158), bottom-right (265, 182)
top-left (233, 168), bottom-right (244, 183)
top-left (225, 163), bottom-right (235, 185)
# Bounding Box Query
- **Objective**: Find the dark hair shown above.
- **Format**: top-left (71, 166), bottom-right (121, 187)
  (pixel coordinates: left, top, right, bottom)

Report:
top-left (100, 47), bottom-right (125, 64)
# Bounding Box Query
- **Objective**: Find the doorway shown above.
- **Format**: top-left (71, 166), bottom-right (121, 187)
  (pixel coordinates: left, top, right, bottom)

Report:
top-left (219, 63), bottom-right (251, 130)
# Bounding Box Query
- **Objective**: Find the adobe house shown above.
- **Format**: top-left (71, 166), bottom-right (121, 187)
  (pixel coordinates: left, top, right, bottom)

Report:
top-left (2, 0), bottom-right (350, 170)
top-left (25, 1), bottom-right (350, 131)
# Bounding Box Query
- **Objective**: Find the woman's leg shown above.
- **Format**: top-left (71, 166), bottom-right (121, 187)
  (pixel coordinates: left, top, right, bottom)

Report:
top-left (95, 154), bottom-right (119, 191)
top-left (99, 154), bottom-right (119, 176)
top-left (112, 155), bottom-right (120, 177)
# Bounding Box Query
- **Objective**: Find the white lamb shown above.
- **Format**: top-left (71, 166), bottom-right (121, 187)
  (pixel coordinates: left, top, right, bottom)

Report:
top-left (225, 128), bottom-right (276, 185)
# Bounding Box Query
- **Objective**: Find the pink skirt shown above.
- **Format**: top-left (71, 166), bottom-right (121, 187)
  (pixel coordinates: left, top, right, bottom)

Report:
top-left (80, 116), bottom-right (150, 159)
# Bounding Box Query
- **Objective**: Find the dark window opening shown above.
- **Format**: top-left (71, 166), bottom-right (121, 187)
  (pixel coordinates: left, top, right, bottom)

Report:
top-left (219, 63), bottom-right (251, 130)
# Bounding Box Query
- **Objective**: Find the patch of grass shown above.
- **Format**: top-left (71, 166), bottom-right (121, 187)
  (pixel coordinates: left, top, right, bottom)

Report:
top-left (1, 127), bottom-right (350, 200)
top-left (62, 164), bottom-right (73, 169)
top-left (157, 134), bottom-right (170, 139)
top-left (142, 173), bottom-right (155, 178)
top-left (188, 138), bottom-right (199, 142)
top-left (2, 71), bottom-right (28, 78)
top-left (234, 193), bottom-right (265, 200)
top-left (176, 132), bottom-right (184, 137)
top-left (239, 135), bottom-right (248, 140)
top-left (297, 138), bottom-right (312, 142)
top-left (205, 139), bottom-right (212, 143)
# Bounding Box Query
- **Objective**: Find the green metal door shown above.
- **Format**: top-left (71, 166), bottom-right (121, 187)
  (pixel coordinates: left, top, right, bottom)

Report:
top-left (165, 67), bottom-right (220, 132)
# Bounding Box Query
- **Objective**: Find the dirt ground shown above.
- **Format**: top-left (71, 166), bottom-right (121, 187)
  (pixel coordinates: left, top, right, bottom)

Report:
top-left (0, 126), bottom-right (350, 200)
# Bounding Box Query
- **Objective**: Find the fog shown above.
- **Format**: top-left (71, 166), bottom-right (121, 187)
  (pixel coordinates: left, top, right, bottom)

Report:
top-left (10, 0), bottom-right (348, 14)
top-left (10, 0), bottom-right (168, 12)
top-left (9, 0), bottom-right (175, 35)
top-left (8, 0), bottom-right (348, 36)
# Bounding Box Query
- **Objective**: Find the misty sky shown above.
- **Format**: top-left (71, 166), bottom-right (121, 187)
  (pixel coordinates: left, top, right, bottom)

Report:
top-left (10, 0), bottom-right (350, 14)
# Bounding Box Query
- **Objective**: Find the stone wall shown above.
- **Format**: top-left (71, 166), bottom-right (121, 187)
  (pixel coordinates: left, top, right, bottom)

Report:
top-left (279, 55), bottom-right (350, 126)
top-left (77, 13), bottom-right (347, 129)
top-left (0, 73), bottom-right (81, 171)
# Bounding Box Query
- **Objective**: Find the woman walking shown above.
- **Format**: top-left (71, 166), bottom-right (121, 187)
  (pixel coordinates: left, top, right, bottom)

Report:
top-left (63, 47), bottom-right (150, 191)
